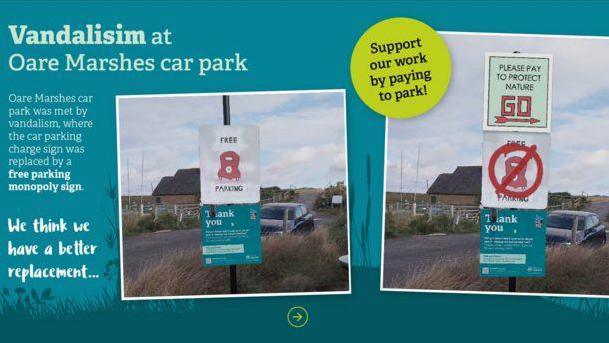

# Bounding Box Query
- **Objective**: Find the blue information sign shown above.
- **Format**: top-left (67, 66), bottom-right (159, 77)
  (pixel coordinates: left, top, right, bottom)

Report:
top-left (201, 204), bottom-right (262, 267)
top-left (480, 208), bottom-right (546, 277)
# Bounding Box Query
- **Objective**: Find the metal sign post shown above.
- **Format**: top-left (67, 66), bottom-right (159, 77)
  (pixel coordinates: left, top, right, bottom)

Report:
top-left (199, 95), bottom-right (262, 294)
top-left (480, 52), bottom-right (552, 290)
top-left (223, 95), bottom-right (238, 295)
top-left (508, 277), bottom-right (516, 292)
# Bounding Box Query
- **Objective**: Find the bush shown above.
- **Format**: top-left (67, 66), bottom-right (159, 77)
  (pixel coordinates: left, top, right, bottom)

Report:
top-left (315, 183), bottom-right (346, 209)
top-left (402, 215), bottom-right (451, 235)
top-left (385, 212), bottom-right (478, 238)
top-left (178, 216), bottom-right (201, 229)
top-left (408, 215), bottom-right (435, 235)
top-left (122, 215), bottom-right (156, 236)
top-left (327, 210), bottom-right (348, 254)
top-left (137, 215), bottom-right (157, 232)
top-left (122, 213), bottom-right (201, 236)
top-left (394, 245), bottom-right (609, 295)
top-left (261, 187), bottom-right (295, 203)
top-left (430, 215), bottom-right (452, 233)
top-left (124, 230), bottom-right (348, 296)
top-left (121, 214), bottom-right (140, 234)
top-left (455, 219), bottom-right (478, 233)
top-left (261, 186), bottom-right (281, 200)
top-left (385, 211), bottom-right (412, 238)
top-left (155, 213), bottom-right (178, 231)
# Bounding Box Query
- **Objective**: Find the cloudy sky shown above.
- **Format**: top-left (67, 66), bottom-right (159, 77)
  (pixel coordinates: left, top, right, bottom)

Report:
top-left (119, 91), bottom-right (346, 195)
top-left (387, 33), bottom-right (609, 196)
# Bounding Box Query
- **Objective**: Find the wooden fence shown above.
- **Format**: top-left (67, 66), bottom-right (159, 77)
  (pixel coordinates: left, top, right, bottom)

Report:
top-left (547, 196), bottom-right (586, 211)
top-left (389, 202), bottom-right (480, 222)
top-left (122, 203), bottom-right (200, 222)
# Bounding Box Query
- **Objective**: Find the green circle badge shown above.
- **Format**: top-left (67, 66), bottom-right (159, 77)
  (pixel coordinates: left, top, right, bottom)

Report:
top-left (287, 306), bottom-right (309, 328)
top-left (350, 18), bottom-right (452, 119)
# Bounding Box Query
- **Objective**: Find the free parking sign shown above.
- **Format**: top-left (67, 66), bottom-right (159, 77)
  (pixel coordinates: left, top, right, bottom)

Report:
top-left (199, 125), bottom-right (260, 204)
top-left (481, 131), bottom-right (550, 210)
top-left (483, 53), bottom-right (553, 133)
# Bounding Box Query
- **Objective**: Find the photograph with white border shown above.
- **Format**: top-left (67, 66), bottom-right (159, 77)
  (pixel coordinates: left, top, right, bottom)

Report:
top-left (381, 31), bottom-right (609, 298)
top-left (116, 89), bottom-right (350, 300)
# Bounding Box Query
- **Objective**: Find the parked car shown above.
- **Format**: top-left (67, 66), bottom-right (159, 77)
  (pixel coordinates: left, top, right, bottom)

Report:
top-left (260, 203), bottom-right (315, 235)
top-left (546, 210), bottom-right (606, 247)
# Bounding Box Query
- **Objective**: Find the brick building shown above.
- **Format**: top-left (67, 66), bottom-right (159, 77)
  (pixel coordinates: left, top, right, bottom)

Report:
top-left (152, 168), bottom-right (200, 204)
top-left (426, 166), bottom-right (481, 206)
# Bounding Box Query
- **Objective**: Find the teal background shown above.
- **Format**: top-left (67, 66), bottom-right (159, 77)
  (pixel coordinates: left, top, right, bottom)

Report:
top-left (202, 204), bottom-right (262, 266)
top-left (2, 0), bottom-right (609, 340)
top-left (480, 208), bottom-right (546, 277)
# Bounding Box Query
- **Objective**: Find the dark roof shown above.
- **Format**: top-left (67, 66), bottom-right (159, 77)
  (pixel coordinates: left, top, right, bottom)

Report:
top-left (427, 166), bottom-right (481, 196)
top-left (152, 168), bottom-right (200, 196)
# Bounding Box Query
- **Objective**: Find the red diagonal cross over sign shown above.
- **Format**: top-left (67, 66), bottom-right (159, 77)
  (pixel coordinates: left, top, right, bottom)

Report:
top-left (488, 143), bottom-right (544, 199)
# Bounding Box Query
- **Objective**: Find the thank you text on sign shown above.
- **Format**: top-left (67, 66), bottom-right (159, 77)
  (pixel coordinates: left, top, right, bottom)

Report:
top-left (201, 204), bottom-right (262, 267)
top-left (480, 209), bottom-right (546, 277)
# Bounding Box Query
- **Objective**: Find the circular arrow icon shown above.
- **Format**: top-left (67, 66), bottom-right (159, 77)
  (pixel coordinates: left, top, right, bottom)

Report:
top-left (287, 306), bottom-right (309, 328)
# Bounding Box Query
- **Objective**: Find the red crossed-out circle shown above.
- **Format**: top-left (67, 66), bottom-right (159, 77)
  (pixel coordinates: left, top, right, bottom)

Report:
top-left (488, 143), bottom-right (543, 199)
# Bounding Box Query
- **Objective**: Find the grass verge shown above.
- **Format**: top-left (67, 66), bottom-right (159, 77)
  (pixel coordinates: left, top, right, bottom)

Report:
top-left (125, 230), bottom-right (348, 297)
top-left (319, 207), bottom-right (349, 255)
top-left (385, 212), bottom-right (478, 238)
top-left (392, 245), bottom-right (609, 295)
top-left (122, 213), bottom-right (200, 236)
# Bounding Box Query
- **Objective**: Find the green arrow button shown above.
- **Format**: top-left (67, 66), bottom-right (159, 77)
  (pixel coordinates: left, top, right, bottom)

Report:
top-left (287, 306), bottom-right (309, 328)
